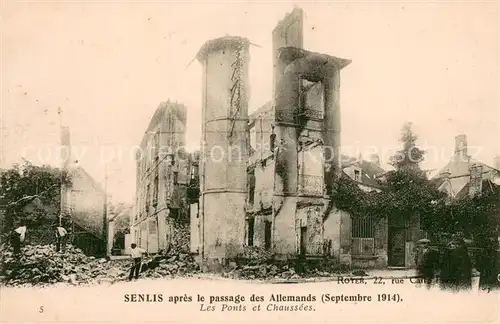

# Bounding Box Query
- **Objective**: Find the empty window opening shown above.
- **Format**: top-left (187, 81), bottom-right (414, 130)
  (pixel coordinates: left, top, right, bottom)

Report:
top-left (264, 220), bottom-right (272, 250)
top-left (247, 218), bottom-right (255, 246)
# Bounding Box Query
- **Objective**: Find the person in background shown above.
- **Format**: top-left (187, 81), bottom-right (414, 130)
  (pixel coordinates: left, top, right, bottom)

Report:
top-left (128, 243), bottom-right (147, 281)
top-left (476, 236), bottom-right (500, 291)
top-left (10, 220), bottom-right (27, 255)
top-left (439, 241), bottom-right (456, 290)
top-left (440, 237), bottom-right (472, 291)
top-left (54, 225), bottom-right (68, 252)
top-left (452, 238), bottom-right (473, 290)
top-left (417, 240), bottom-right (439, 288)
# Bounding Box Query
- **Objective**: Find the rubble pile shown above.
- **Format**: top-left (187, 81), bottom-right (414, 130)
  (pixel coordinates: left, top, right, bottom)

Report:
top-left (221, 246), bottom-right (352, 280)
top-left (0, 245), bottom-right (130, 286)
top-left (162, 225), bottom-right (191, 256)
top-left (139, 225), bottom-right (200, 278)
top-left (0, 224), bottom-right (356, 286)
top-left (223, 263), bottom-right (301, 280)
top-left (222, 261), bottom-right (351, 280)
top-left (236, 246), bottom-right (275, 264)
top-left (140, 252), bottom-right (200, 279)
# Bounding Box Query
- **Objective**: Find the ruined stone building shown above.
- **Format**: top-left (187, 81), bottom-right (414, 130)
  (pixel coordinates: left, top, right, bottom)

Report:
top-left (132, 101), bottom-right (200, 253)
top-left (190, 7), bottom-right (393, 269)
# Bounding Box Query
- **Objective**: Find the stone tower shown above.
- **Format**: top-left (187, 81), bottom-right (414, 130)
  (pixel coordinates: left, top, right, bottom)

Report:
top-left (196, 36), bottom-right (250, 267)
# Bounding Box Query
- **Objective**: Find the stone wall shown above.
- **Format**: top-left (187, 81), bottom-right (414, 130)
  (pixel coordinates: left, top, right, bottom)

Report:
top-left (202, 193), bottom-right (246, 261)
top-left (273, 197), bottom-right (297, 257)
top-left (374, 216), bottom-right (388, 267)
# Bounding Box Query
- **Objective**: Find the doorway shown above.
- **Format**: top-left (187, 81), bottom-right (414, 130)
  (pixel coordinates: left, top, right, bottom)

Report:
top-left (388, 227), bottom-right (406, 267)
top-left (247, 218), bottom-right (255, 246)
top-left (299, 226), bottom-right (307, 258)
top-left (264, 220), bottom-right (272, 250)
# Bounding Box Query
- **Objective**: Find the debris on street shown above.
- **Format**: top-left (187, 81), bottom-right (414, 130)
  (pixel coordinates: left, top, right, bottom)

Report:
top-left (0, 244), bottom-right (130, 287)
top-left (221, 261), bottom-right (353, 280)
top-left (0, 226), bottom-right (367, 286)
top-left (214, 246), bottom-right (352, 281)
top-left (138, 225), bottom-right (201, 278)
top-left (139, 252), bottom-right (200, 279)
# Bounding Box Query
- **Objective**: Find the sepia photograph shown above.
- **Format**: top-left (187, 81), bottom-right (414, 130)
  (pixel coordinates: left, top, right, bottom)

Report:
top-left (1, 1), bottom-right (499, 323)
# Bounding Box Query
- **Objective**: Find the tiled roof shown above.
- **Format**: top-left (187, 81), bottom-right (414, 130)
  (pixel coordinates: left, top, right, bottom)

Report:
top-left (432, 155), bottom-right (500, 198)
top-left (342, 158), bottom-right (386, 188)
top-left (470, 158), bottom-right (500, 173)
top-left (455, 183), bottom-right (470, 199)
top-left (433, 158), bottom-right (499, 181)
top-left (430, 177), bottom-right (446, 188)
top-left (454, 179), bottom-right (498, 199)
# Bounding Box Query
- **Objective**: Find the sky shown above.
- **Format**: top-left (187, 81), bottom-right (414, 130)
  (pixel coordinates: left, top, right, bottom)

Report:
top-left (1, 1), bottom-right (499, 204)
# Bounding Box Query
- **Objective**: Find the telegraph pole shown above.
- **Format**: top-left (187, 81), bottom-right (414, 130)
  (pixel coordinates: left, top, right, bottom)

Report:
top-left (58, 107), bottom-right (64, 227)
top-left (103, 163), bottom-right (109, 256)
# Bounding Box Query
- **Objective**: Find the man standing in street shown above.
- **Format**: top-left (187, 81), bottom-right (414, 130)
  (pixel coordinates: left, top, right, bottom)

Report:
top-left (128, 243), bottom-right (147, 281)
top-left (10, 221), bottom-right (27, 255)
top-left (54, 225), bottom-right (68, 252)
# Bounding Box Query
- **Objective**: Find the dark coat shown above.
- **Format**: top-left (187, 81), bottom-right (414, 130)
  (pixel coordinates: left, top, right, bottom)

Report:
top-left (476, 247), bottom-right (500, 290)
top-left (440, 246), bottom-right (472, 290)
top-left (417, 248), bottom-right (439, 279)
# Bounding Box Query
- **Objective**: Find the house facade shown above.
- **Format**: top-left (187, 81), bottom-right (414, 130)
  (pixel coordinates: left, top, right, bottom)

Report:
top-left (190, 7), bottom-right (401, 269)
top-left (67, 165), bottom-right (107, 256)
top-left (131, 101), bottom-right (200, 253)
top-left (431, 134), bottom-right (500, 200)
top-left (431, 134), bottom-right (500, 244)
top-left (58, 126), bottom-right (108, 256)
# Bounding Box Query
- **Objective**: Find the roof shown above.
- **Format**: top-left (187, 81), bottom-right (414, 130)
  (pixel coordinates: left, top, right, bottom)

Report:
top-left (69, 166), bottom-right (106, 195)
top-left (470, 158), bottom-right (500, 173)
top-left (455, 179), bottom-right (498, 200)
top-left (140, 101), bottom-right (187, 148)
top-left (430, 177), bottom-right (446, 188)
top-left (109, 206), bottom-right (132, 222)
top-left (432, 155), bottom-right (500, 197)
top-left (342, 158), bottom-right (386, 188)
top-left (454, 183), bottom-right (470, 200)
top-left (433, 156), bottom-right (500, 181)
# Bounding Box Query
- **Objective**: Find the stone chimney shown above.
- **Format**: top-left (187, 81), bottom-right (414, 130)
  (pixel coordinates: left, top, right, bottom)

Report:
top-left (469, 164), bottom-right (484, 197)
top-left (494, 156), bottom-right (500, 171)
top-left (369, 154), bottom-right (380, 166)
top-left (454, 134), bottom-right (468, 162)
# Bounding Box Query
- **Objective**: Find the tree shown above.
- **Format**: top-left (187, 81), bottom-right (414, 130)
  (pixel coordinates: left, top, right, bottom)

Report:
top-left (380, 123), bottom-right (444, 226)
top-left (389, 121), bottom-right (426, 171)
top-left (0, 160), bottom-right (70, 234)
top-left (440, 181), bottom-right (500, 244)
top-left (330, 122), bottom-right (445, 231)
top-left (329, 121), bottom-right (499, 252)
